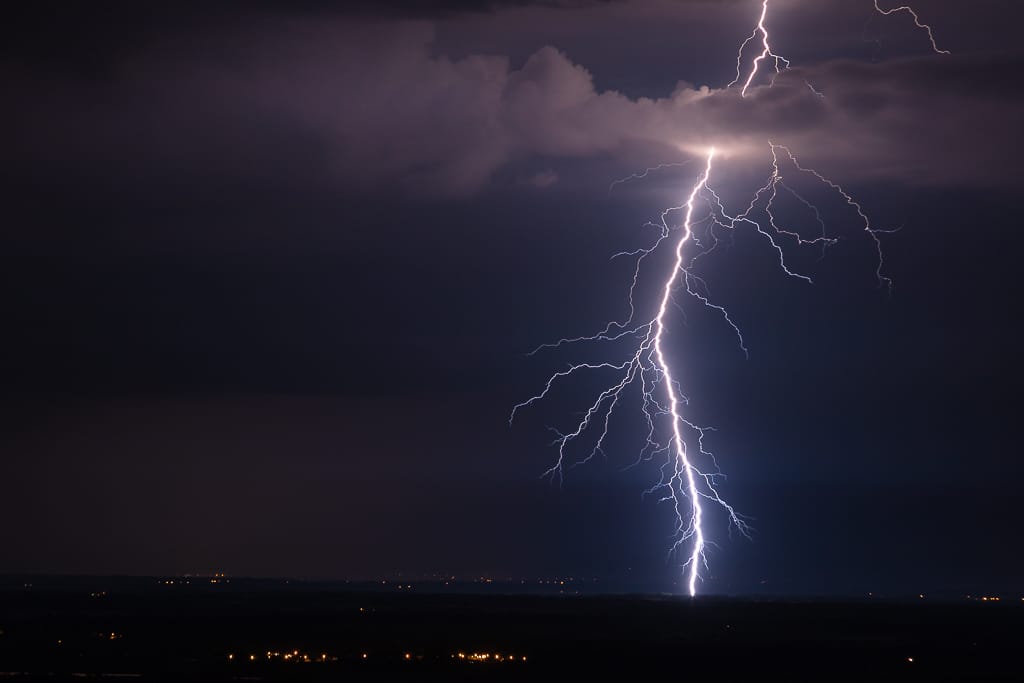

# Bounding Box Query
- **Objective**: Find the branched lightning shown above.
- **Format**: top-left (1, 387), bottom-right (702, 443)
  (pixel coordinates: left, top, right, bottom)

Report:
top-left (728, 0), bottom-right (791, 96)
top-left (512, 0), bottom-right (944, 596)
top-left (609, 161), bottom-right (693, 194)
top-left (873, 1), bottom-right (950, 54)
top-left (512, 150), bottom-right (752, 597)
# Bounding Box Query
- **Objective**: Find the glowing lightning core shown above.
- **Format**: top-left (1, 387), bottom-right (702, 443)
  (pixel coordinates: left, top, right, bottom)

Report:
top-left (654, 149), bottom-right (715, 596)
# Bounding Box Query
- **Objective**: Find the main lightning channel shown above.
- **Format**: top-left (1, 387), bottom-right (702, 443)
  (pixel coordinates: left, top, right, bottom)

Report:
top-left (655, 149), bottom-right (715, 597)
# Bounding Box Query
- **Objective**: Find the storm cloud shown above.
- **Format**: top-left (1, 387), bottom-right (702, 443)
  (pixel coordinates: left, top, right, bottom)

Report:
top-left (5, 2), bottom-right (1021, 200)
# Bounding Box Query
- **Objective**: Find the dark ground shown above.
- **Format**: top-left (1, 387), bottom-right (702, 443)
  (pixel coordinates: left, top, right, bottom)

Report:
top-left (0, 577), bottom-right (1020, 681)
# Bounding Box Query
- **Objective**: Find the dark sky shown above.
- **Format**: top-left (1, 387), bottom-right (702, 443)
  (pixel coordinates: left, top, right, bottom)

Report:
top-left (2, 0), bottom-right (1022, 596)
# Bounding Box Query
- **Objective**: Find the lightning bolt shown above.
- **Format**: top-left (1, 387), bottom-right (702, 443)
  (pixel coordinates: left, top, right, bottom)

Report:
top-left (608, 161), bottom-right (693, 194)
top-left (653, 149), bottom-right (715, 597)
top-left (873, 1), bottom-right (950, 54)
top-left (511, 149), bottom-right (750, 597)
top-left (513, 0), bottom-right (944, 596)
top-left (728, 0), bottom-right (791, 97)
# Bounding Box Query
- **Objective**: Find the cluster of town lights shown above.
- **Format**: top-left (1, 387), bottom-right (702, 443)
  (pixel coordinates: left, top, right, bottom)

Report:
top-left (228, 649), bottom-right (527, 664)
top-left (454, 652), bottom-right (527, 663)
top-left (229, 650), bottom-right (334, 663)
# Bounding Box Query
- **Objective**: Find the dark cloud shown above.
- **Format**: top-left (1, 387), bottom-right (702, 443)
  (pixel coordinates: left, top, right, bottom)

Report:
top-left (5, 13), bottom-right (1021, 201)
top-left (0, 0), bottom-right (620, 78)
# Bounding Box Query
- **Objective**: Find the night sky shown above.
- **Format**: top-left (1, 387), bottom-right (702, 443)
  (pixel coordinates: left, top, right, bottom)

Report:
top-left (2, 0), bottom-right (1022, 597)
